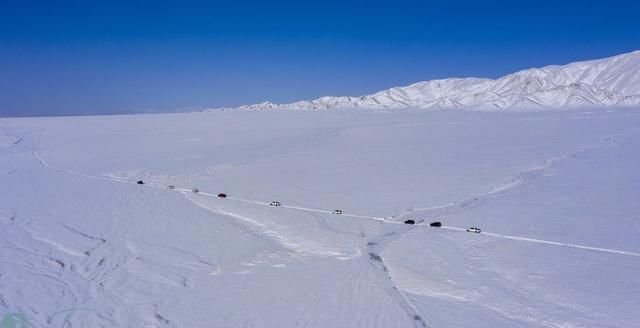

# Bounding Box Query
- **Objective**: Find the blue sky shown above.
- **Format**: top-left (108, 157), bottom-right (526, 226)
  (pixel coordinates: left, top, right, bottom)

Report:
top-left (1, 0), bottom-right (639, 116)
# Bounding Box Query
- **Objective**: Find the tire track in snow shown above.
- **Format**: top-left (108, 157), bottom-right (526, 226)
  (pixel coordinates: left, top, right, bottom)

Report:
top-left (365, 233), bottom-right (431, 328)
top-left (395, 134), bottom-right (640, 258)
top-left (33, 150), bottom-right (131, 185)
top-left (225, 194), bottom-right (390, 222)
top-left (437, 226), bottom-right (640, 257)
top-left (187, 188), bottom-right (431, 325)
top-left (407, 134), bottom-right (628, 220)
top-left (31, 140), bottom-right (429, 326)
top-left (197, 190), bottom-right (640, 259)
top-left (31, 136), bottom-right (640, 259)
top-left (34, 148), bottom-right (640, 258)
top-left (26, 130), bottom-right (640, 328)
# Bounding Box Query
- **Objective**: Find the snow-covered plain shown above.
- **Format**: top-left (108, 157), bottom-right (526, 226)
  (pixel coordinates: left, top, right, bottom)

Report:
top-left (1, 108), bottom-right (640, 327)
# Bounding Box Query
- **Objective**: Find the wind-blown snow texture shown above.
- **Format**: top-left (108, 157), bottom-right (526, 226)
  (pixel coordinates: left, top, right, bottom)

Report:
top-left (1, 108), bottom-right (640, 327)
top-left (212, 51), bottom-right (640, 111)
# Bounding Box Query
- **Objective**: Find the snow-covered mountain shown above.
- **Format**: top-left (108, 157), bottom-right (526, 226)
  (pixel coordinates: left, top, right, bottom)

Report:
top-left (213, 50), bottom-right (640, 111)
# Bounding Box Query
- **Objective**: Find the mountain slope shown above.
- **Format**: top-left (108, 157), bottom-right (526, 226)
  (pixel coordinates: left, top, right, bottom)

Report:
top-left (213, 51), bottom-right (640, 111)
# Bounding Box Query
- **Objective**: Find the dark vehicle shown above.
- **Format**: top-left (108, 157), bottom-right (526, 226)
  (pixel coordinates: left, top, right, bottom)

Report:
top-left (167, 185), bottom-right (176, 190)
top-left (192, 188), bottom-right (200, 193)
top-left (217, 193), bottom-right (227, 198)
top-left (137, 180), bottom-right (144, 185)
top-left (404, 219), bottom-right (415, 225)
top-left (429, 222), bottom-right (442, 227)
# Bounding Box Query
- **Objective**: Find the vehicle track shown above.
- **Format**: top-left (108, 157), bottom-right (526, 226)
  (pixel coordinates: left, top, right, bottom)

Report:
top-left (22, 128), bottom-right (640, 328)
top-left (30, 135), bottom-right (640, 260)
top-left (439, 226), bottom-right (640, 257)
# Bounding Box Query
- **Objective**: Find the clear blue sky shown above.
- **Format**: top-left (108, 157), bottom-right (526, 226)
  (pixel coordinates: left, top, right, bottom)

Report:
top-left (1, 0), bottom-right (639, 116)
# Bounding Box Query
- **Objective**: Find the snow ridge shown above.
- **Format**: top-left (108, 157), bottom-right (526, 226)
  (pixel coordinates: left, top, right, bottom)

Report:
top-left (210, 50), bottom-right (640, 111)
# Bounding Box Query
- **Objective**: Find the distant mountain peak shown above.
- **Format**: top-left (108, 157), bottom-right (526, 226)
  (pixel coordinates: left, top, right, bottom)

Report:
top-left (210, 51), bottom-right (640, 112)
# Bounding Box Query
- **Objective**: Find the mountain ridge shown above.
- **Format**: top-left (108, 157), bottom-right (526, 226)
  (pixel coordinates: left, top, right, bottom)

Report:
top-left (209, 51), bottom-right (640, 111)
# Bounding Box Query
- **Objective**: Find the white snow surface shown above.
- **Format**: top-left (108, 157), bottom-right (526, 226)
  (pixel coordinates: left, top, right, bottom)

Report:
top-left (1, 108), bottom-right (640, 327)
top-left (210, 51), bottom-right (640, 111)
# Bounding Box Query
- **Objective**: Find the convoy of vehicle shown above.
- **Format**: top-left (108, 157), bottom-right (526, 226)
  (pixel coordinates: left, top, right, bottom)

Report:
top-left (145, 183), bottom-right (484, 234)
